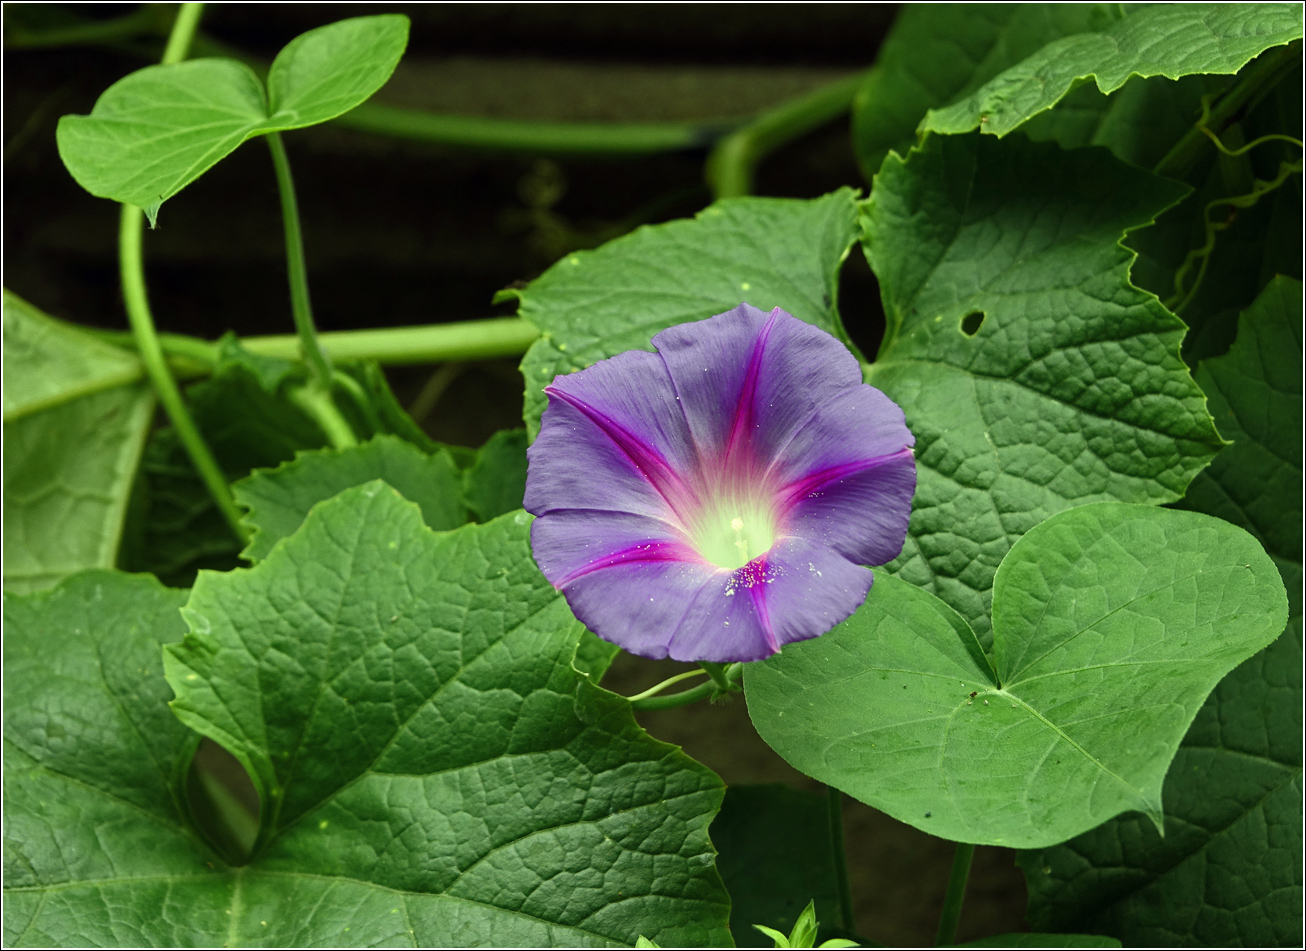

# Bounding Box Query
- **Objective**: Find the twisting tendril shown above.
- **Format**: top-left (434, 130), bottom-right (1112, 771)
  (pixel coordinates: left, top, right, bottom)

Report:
top-left (1165, 95), bottom-right (1303, 315)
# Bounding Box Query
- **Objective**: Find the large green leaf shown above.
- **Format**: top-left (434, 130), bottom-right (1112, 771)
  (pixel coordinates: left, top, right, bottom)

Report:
top-left (746, 503), bottom-right (1287, 849)
top-left (921, 4), bottom-right (1303, 139)
top-left (1022, 278), bottom-right (1303, 945)
top-left (2, 289), bottom-right (142, 421)
top-left (6, 492), bottom-right (733, 946)
top-left (862, 132), bottom-right (1223, 644)
top-left (1018, 72), bottom-right (1230, 172)
top-left (233, 434), bottom-right (466, 562)
top-left (3, 292), bottom-right (154, 594)
top-left (850, 4), bottom-right (1122, 180)
top-left (56, 15), bottom-right (409, 223)
top-left (514, 188), bottom-right (861, 438)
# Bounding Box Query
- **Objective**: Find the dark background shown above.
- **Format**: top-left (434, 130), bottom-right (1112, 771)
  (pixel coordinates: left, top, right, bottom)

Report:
top-left (3, 4), bottom-right (1026, 944)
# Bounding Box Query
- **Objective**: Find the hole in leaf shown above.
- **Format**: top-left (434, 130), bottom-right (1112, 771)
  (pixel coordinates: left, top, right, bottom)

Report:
top-left (960, 310), bottom-right (985, 336)
top-left (187, 738), bottom-right (260, 865)
top-left (837, 242), bottom-right (886, 360)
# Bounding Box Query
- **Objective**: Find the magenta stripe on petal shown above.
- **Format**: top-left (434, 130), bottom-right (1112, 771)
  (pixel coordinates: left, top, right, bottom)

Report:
top-left (777, 447), bottom-right (916, 513)
top-left (544, 385), bottom-right (694, 514)
top-left (554, 538), bottom-right (702, 587)
top-left (721, 308), bottom-right (778, 466)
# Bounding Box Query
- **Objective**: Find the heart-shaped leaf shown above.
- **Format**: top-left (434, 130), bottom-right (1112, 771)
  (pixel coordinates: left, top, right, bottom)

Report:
top-left (746, 503), bottom-right (1287, 849)
top-left (56, 15), bottom-right (409, 224)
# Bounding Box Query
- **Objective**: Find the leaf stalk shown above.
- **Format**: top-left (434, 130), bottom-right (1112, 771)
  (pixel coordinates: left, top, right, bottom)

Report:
top-left (265, 131), bottom-right (333, 388)
top-left (934, 841), bottom-right (975, 946)
top-left (827, 785), bottom-right (856, 937)
top-left (121, 208), bottom-right (248, 542)
top-left (630, 663), bottom-right (743, 711)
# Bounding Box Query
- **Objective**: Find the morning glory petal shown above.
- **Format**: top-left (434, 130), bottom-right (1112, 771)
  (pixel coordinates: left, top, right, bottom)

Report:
top-left (653, 302), bottom-right (863, 465)
top-left (525, 349), bottom-right (698, 522)
top-left (558, 560), bottom-right (723, 660)
top-left (530, 509), bottom-right (697, 590)
top-left (783, 449), bottom-right (917, 566)
top-left (667, 538), bottom-right (873, 662)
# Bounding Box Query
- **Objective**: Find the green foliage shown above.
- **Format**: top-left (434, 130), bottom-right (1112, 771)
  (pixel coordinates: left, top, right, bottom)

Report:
top-left (2, 289), bottom-right (142, 420)
top-left (1021, 278), bottom-right (1303, 945)
top-left (1126, 71), bottom-right (1303, 366)
top-left (3, 292), bottom-right (154, 594)
top-left (851, 4), bottom-right (1122, 179)
top-left (862, 131), bottom-right (1223, 644)
top-left (711, 785), bottom-right (841, 948)
top-left (752, 900), bottom-right (857, 949)
top-left (5, 491), bottom-right (733, 946)
top-left (572, 629), bottom-right (621, 683)
top-left (514, 189), bottom-right (861, 438)
top-left (11, 6), bottom-right (1304, 946)
top-left (119, 349), bottom-right (329, 585)
top-left (233, 434), bottom-right (466, 562)
top-left (463, 428), bottom-right (529, 522)
top-left (56, 15), bottom-right (410, 224)
top-left (747, 503), bottom-right (1287, 849)
top-left (3, 571), bottom-right (209, 947)
top-left (921, 4), bottom-right (1304, 139)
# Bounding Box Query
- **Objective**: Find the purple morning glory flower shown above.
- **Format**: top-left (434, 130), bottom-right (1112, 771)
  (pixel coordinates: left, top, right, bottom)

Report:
top-left (525, 303), bottom-right (916, 663)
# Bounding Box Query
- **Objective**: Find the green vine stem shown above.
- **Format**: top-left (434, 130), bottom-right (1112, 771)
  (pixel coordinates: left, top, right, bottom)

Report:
top-left (244, 319), bottom-right (541, 365)
top-left (339, 103), bottom-right (736, 156)
top-left (117, 2), bottom-right (249, 544)
top-left (121, 205), bottom-right (247, 542)
top-left (630, 663), bottom-right (743, 711)
top-left (934, 842), bottom-right (975, 946)
top-left (706, 70), bottom-right (868, 199)
top-left (265, 130), bottom-right (364, 449)
top-left (2, 4), bottom-right (171, 49)
top-left (827, 786), bottom-right (856, 937)
top-left (265, 131), bottom-right (333, 388)
top-left (161, 2), bottom-right (205, 66)
top-left (698, 661), bottom-right (734, 694)
top-left (1153, 40), bottom-right (1302, 180)
top-left (84, 317), bottom-right (542, 371)
top-left (287, 384), bottom-right (358, 450)
top-left (625, 669), bottom-right (709, 703)
top-left (331, 370), bottom-right (383, 434)
top-left (180, 31), bottom-right (742, 157)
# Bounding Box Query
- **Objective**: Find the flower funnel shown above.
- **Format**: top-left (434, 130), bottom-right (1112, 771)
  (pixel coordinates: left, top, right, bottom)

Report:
top-left (526, 304), bottom-right (916, 662)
